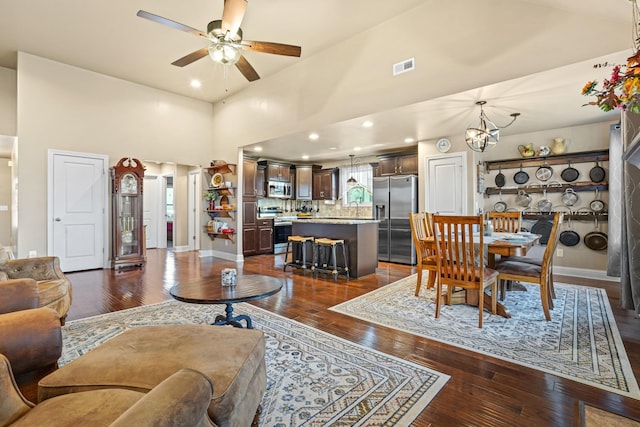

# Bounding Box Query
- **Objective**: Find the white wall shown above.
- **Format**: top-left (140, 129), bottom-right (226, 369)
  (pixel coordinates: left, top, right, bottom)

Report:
top-left (15, 53), bottom-right (217, 258)
top-left (0, 67), bottom-right (16, 136)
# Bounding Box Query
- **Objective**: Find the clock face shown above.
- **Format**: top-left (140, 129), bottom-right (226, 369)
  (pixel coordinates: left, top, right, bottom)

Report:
top-left (436, 138), bottom-right (451, 153)
top-left (121, 174), bottom-right (138, 194)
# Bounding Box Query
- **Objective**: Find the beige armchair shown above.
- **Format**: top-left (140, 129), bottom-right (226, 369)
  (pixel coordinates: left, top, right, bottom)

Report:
top-left (0, 256), bottom-right (72, 324)
top-left (0, 278), bottom-right (63, 401)
top-left (0, 354), bottom-right (216, 426)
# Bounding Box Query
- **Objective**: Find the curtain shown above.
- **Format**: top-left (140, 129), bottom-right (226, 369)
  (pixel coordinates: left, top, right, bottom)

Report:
top-left (620, 113), bottom-right (640, 314)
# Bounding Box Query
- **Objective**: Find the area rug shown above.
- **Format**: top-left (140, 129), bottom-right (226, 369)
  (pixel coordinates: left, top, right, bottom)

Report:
top-left (330, 274), bottom-right (640, 400)
top-left (61, 301), bottom-right (450, 426)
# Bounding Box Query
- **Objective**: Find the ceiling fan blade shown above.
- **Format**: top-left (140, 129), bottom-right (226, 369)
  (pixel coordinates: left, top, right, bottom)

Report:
top-left (236, 55), bottom-right (260, 82)
top-left (171, 48), bottom-right (209, 67)
top-left (137, 10), bottom-right (208, 38)
top-left (221, 0), bottom-right (247, 37)
top-left (241, 40), bottom-right (301, 57)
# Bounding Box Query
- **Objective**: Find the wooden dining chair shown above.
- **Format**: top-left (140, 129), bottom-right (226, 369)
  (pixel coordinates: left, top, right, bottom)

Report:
top-left (409, 212), bottom-right (437, 296)
top-left (432, 215), bottom-right (498, 328)
top-left (488, 211), bottom-right (522, 233)
top-left (493, 212), bottom-right (561, 321)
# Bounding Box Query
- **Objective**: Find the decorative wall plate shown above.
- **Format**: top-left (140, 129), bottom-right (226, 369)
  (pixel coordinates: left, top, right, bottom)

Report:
top-left (211, 173), bottom-right (223, 187)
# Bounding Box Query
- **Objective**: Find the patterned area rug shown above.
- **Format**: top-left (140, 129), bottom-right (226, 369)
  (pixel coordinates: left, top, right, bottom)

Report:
top-left (330, 275), bottom-right (640, 399)
top-left (62, 301), bottom-right (449, 426)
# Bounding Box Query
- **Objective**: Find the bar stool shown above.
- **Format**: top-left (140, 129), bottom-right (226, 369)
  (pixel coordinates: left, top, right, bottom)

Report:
top-left (283, 235), bottom-right (315, 275)
top-left (312, 238), bottom-right (349, 282)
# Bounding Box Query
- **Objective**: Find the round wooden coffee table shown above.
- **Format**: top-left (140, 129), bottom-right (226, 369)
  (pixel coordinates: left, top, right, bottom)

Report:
top-left (170, 274), bottom-right (283, 329)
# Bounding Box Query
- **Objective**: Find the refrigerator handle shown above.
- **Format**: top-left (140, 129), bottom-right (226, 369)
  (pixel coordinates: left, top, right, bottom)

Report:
top-left (375, 204), bottom-right (386, 220)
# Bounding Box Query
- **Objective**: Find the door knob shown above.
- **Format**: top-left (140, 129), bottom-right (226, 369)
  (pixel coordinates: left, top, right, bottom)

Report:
top-left (55, 217), bottom-right (62, 222)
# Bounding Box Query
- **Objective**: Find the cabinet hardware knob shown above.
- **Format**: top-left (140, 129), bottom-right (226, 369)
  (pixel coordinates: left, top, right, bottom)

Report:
top-left (55, 217), bottom-right (62, 222)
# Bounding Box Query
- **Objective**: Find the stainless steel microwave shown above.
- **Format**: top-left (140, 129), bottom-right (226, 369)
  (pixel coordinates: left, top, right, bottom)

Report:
top-left (268, 181), bottom-right (292, 198)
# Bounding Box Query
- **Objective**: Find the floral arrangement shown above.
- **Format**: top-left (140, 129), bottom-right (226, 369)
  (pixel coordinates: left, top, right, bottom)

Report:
top-left (582, 51), bottom-right (640, 113)
top-left (582, 0), bottom-right (640, 113)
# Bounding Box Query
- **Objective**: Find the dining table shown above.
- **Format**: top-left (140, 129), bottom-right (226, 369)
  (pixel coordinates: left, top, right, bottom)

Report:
top-left (421, 231), bottom-right (541, 318)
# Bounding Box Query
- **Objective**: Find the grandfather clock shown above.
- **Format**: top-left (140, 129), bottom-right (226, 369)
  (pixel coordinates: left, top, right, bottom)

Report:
top-left (111, 157), bottom-right (146, 269)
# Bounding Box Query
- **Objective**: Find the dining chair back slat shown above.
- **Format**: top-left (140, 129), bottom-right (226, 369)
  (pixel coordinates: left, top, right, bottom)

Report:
top-left (488, 211), bottom-right (522, 233)
top-left (432, 215), bottom-right (498, 328)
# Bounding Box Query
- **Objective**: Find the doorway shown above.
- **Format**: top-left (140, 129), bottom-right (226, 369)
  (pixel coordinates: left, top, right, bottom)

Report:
top-left (48, 150), bottom-right (108, 272)
top-left (425, 152), bottom-right (467, 215)
top-left (165, 176), bottom-right (173, 248)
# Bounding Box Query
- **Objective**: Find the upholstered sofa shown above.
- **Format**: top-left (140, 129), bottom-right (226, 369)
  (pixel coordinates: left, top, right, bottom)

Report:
top-left (0, 256), bottom-right (72, 324)
top-left (1, 354), bottom-right (216, 426)
top-left (0, 278), bottom-right (62, 401)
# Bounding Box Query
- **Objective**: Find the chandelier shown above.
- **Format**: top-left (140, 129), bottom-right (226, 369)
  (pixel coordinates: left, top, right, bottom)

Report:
top-left (465, 101), bottom-right (520, 152)
top-left (347, 154), bottom-right (358, 186)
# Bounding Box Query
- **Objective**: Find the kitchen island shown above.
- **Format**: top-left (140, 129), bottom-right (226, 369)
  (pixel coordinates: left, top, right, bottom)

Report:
top-left (291, 218), bottom-right (379, 278)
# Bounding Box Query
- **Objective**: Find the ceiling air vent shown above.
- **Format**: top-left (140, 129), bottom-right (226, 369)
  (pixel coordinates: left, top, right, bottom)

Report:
top-left (393, 58), bottom-right (415, 76)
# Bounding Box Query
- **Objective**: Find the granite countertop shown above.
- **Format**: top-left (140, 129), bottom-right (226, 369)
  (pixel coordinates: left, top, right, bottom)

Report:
top-left (291, 217), bottom-right (379, 225)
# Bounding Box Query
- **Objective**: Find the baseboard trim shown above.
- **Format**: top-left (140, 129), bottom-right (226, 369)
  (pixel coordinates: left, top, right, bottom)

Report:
top-left (199, 249), bottom-right (243, 262)
top-left (172, 245), bottom-right (190, 253)
top-left (553, 266), bottom-right (620, 283)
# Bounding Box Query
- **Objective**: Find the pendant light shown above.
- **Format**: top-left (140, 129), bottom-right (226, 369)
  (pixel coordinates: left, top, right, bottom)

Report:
top-left (465, 101), bottom-right (520, 152)
top-left (347, 154), bottom-right (357, 186)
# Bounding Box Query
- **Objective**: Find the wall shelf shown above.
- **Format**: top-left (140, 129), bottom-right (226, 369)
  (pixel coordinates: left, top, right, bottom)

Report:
top-left (521, 212), bottom-right (608, 222)
top-left (204, 227), bottom-right (236, 243)
top-left (484, 149), bottom-right (609, 172)
top-left (485, 181), bottom-right (608, 196)
top-left (206, 161), bottom-right (236, 175)
top-left (207, 210), bottom-right (236, 220)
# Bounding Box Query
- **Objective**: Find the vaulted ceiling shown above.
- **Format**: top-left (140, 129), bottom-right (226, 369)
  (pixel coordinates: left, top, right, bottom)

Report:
top-left (0, 0), bottom-right (633, 161)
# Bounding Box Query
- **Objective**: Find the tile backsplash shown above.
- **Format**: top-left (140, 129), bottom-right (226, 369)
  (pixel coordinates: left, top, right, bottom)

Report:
top-left (257, 198), bottom-right (373, 218)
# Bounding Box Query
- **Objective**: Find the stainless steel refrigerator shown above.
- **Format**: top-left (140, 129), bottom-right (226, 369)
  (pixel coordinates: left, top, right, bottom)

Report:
top-left (373, 175), bottom-right (418, 265)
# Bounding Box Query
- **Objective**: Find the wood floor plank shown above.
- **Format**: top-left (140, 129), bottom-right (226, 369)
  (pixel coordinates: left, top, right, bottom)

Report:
top-left (65, 249), bottom-right (640, 426)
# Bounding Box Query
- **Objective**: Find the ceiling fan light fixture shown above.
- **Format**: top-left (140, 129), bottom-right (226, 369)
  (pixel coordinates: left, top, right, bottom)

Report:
top-left (208, 42), bottom-right (241, 65)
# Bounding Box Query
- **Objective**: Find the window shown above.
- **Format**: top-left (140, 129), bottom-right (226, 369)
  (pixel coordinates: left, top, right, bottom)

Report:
top-left (339, 163), bottom-right (373, 205)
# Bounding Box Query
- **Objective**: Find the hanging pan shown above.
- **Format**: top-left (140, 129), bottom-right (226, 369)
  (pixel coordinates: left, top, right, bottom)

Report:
top-left (535, 161), bottom-right (553, 182)
top-left (589, 188), bottom-right (606, 213)
top-left (589, 161), bottom-right (606, 183)
top-left (584, 217), bottom-right (608, 251)
top-left (531, 218), bottom-right (554, 244)
top-left (560, 161), bottom-right (580, 182)
top-left (494, 190), bottom-right (507, 212)
top-left (514, 164), bottom-right (529, 185)
top-left (515, 189), bottom-right (531, 208)
top-left (495, 166), bottom-right (506, 187)
top-left (559, 214), bottom-right (580, 247)
top-left (537, 187), bottom-right (552, 213)
top-left (562, 187), bottom-right (579, 207)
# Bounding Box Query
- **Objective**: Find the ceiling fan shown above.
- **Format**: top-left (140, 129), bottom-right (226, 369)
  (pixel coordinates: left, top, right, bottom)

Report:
top-left (137, 0), bottom-right (302, 82)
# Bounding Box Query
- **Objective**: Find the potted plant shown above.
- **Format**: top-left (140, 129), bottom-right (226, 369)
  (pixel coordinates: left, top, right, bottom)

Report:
top-left (204, 190), bottom-right (220, 210)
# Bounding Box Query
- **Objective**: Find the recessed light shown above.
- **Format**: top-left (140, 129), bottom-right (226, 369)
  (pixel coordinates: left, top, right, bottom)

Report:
top-left (254, 146), bottom-right (262, 152)
top-left (362, 121), bottom-right (374, 128)
top-left (309, 133), bottom-right (319, 140)
top-left (302, 155), bottom-right (309, 160)
top-left (404, 138), bottom-right (415, 143)
top-left (372, 143), bottom-right (385, 147)
top-left (354, 146), bottom-right (362, 151)
top-left (190, 79), bottom-right (202, 88)
top-left (329, 147), bottom-right (337, 150)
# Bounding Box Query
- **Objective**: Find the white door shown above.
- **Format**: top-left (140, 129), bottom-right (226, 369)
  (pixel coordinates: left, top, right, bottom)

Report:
top-left (50, 151), bottom-right (107, 272)
top-left (143, 175), bottom-right (159, 249)
top-left (425, 153), bottom-right (466, 215)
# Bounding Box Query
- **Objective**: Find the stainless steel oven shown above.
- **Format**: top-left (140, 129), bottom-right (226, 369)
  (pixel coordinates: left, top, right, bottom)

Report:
top-left (273, 221), bottom-right (292, 254)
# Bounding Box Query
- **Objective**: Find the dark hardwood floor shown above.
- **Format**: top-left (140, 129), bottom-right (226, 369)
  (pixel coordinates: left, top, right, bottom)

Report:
top-left (66, 249), bottom-right (640, 427)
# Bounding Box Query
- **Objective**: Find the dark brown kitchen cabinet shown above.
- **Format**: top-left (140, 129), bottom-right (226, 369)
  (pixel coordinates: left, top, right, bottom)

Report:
top-left (263, 162), bottom-right (291, 182)
top-left (256, 164), bottom-right (266, 197)
top-left (312, 168), bottom-right (338, 200)
top-left (258, 218), bottom-right (274, 254)
top-left (242, 157), bottom-right (258, 198)
top-left (242, 200), bottom-right (258, 256)
top-left (295, 165), bottom-right (320, 200)
top-left (377, 153), bottom-right (418, 175)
